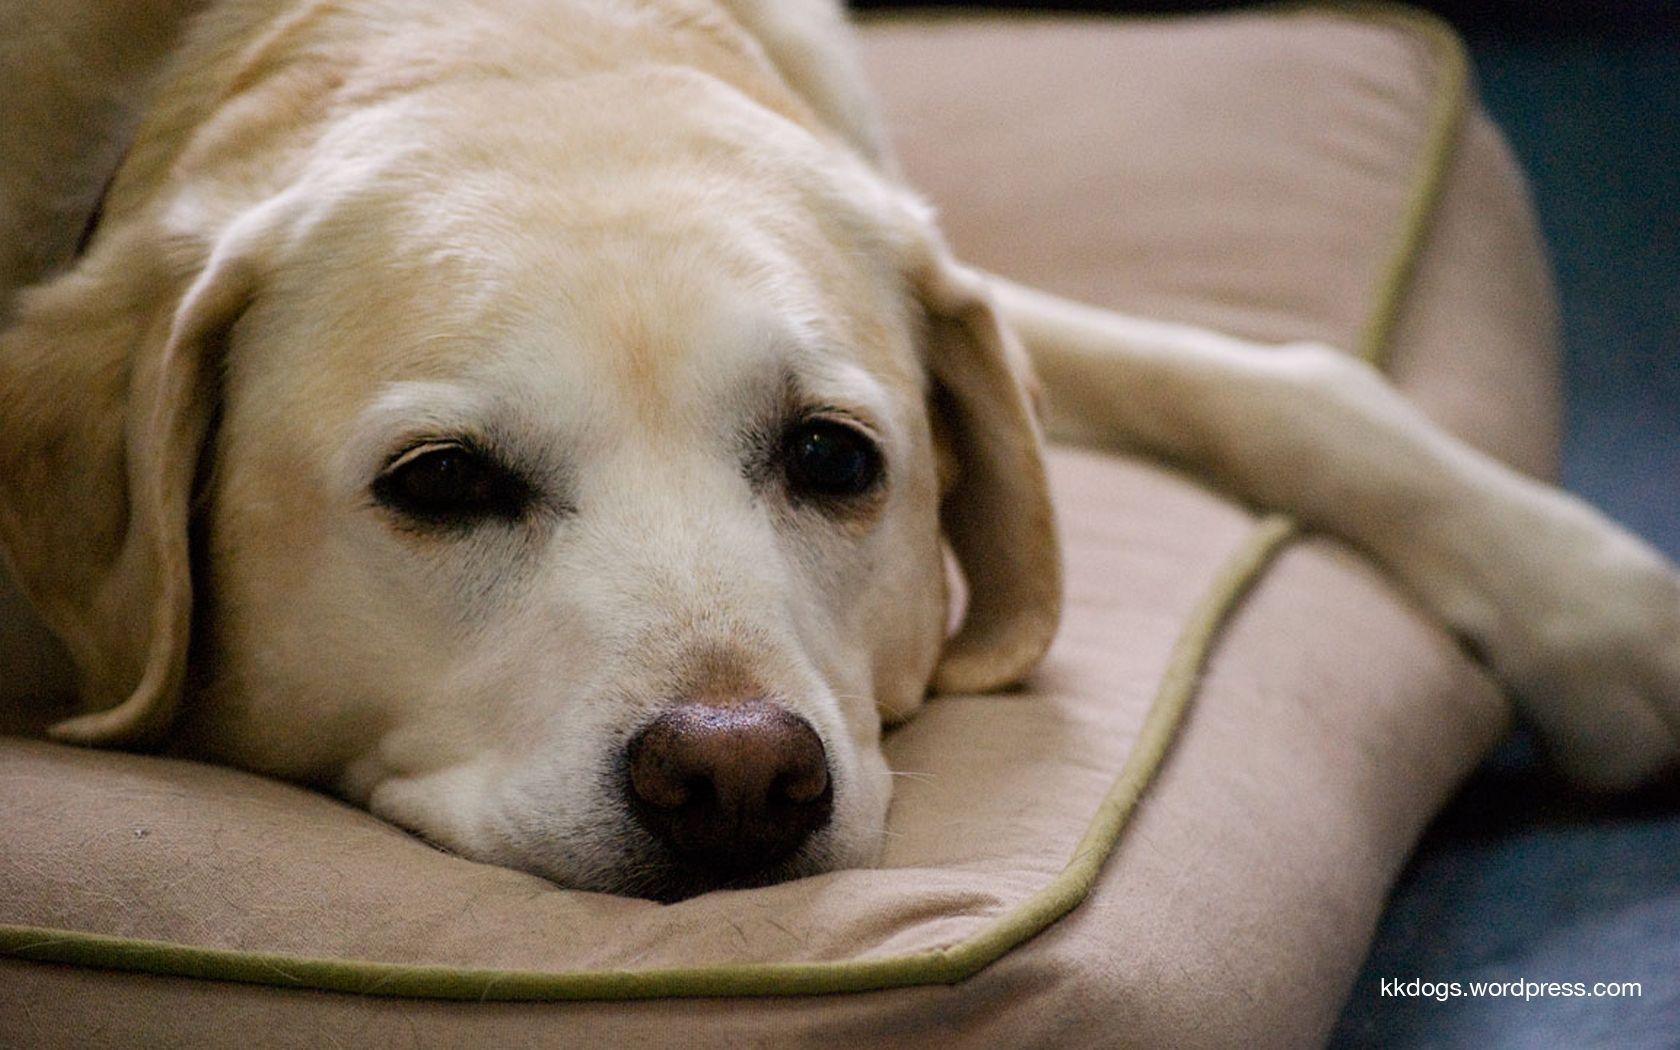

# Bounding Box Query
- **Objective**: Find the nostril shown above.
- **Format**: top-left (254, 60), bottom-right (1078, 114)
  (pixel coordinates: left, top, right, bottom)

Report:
top-left (772, 764), bottom-right (829, 806)
top-left (627, 752), bottom-right (702, 810)
top-left (623, 700), bottom-right (833, 878)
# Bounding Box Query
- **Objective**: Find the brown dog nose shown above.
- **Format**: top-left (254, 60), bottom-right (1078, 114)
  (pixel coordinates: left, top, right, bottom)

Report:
top-left (625, 701), bottom-right (832, 881)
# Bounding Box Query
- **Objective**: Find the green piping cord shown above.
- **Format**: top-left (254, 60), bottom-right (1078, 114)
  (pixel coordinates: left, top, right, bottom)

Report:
top-left (0, 1), bottom-right (1468, 1002)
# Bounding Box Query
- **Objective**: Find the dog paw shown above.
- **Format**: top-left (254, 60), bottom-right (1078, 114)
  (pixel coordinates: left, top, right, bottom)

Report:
top-left (1494, 515), bottom-right (1680, 792)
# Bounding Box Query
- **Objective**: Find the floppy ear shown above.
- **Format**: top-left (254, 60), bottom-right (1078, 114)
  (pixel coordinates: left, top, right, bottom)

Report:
top-left (912, 252), bottom-right (1063, 695)
top-left (0, 233), bottom-right (255, 746)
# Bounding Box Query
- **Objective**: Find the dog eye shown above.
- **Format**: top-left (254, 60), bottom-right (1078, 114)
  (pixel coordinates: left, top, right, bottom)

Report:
top-left (782, 419), bottom-right (883, 501)
top-left (373, 441), bottom-right (532, 526)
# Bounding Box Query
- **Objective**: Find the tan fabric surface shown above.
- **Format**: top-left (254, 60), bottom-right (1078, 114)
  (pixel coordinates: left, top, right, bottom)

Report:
top-left (1, 8), bottom-right (1554, 1047)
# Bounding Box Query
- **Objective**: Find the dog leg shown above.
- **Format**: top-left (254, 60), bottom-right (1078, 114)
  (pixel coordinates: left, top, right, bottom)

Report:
top-left (990, 275), bottom-right (1680, 791)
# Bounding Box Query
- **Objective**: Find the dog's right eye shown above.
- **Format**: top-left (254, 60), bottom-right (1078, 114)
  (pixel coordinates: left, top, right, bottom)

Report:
top-left (372, 441), bottom-right (532, 527)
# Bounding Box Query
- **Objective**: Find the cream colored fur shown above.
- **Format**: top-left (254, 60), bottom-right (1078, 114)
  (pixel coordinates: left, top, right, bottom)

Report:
top-left (0, 0), bottom-right (1675, 894)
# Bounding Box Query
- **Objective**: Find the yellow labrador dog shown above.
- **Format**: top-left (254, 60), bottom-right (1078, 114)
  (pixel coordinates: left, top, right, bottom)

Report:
top-left (2, 0), bottom-right (1677, 901)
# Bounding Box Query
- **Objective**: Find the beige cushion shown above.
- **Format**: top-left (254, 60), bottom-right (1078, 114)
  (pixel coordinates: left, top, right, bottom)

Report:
top-left (0, 8), bottom-right (1558, 1046)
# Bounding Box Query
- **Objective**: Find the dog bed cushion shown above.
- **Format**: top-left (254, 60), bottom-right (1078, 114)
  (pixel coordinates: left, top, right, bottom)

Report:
top-left (0, 6), bottom-right (1560, 1046)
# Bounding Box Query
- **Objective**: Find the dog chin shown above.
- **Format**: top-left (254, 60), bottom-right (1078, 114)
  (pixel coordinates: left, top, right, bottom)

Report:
top-left (463, 802), bottom-right (876, 902)
top-left (474, 825), bottom-right (862, 903)
top-left (594, 836), bottom-right (848, 904)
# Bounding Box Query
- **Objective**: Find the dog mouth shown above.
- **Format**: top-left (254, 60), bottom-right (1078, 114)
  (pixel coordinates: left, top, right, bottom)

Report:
top-left (602, 832), bottom-right (840, 903)
top-left (404, 694), bottom-right (875, 902)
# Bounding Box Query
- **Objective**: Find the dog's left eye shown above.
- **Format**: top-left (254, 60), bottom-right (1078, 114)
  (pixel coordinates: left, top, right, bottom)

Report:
top-left (373, 441), bottom-right (532, 526)
top-left (782, 419), bottom-right (884, 502)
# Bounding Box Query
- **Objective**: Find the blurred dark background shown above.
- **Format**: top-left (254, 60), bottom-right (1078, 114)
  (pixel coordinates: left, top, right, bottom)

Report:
top-left (853, 1), bottom-right (1680, 1044)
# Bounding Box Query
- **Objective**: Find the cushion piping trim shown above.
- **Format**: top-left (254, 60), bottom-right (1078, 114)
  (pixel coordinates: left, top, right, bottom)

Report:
top-left (0, 0), bottom-right (1468, 1002)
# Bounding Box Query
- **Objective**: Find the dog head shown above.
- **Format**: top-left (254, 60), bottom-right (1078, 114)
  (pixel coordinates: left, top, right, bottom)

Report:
top-left (0, 59), bottom-right (1059, 900)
